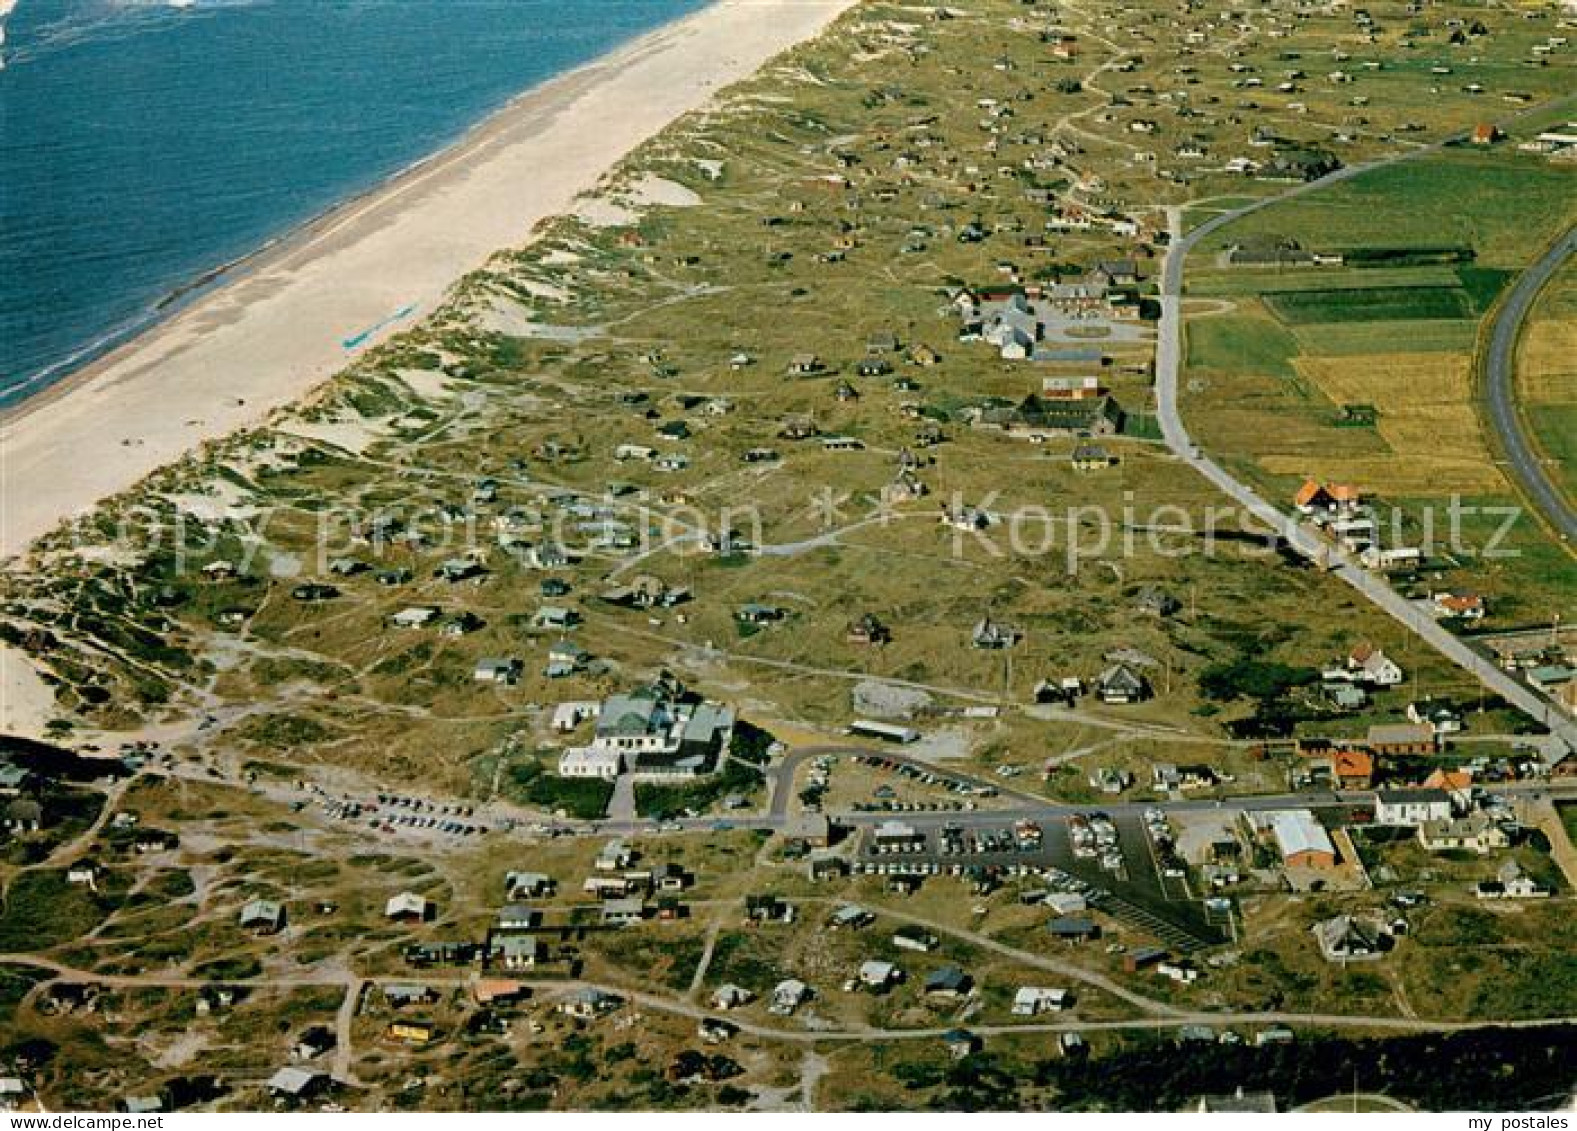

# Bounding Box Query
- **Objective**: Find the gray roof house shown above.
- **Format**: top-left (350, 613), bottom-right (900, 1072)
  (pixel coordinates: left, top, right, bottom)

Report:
top-left (1311, 915), bottom-right (1388, 962)
top-left (924, 965), bottom-right (973, 998)
top-left (1097, 663), bottom-right (1151, 704)
top-left (239, 898), bottom-right (286, 934)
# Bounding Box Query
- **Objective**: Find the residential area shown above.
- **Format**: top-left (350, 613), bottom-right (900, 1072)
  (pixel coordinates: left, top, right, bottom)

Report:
top-left (0, 0), bottom-right (1574, 1114)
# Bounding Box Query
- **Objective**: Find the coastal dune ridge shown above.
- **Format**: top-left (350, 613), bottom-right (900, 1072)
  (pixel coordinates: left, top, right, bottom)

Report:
top-left (0, 0), bottom-right (858, 566)
top-left (0, 0), bottom-right (856, 738)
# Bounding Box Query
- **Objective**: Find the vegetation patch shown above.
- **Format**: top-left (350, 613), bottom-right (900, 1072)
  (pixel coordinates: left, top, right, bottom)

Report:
top-left (1265, 286), bottom-right (1477, 324)
top-left (0, 872), bottom-right (111, 951)
top-left (505, 757), bottom-right (613, 820)
top-left (635, 758), bottom-right (765, 819)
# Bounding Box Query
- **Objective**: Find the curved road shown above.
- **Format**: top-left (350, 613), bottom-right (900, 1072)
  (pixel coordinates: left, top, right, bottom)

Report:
top-left (1154, 142), bottom-right (1577, 758)
top-left (1483, 225), bottom-right (1577, 545)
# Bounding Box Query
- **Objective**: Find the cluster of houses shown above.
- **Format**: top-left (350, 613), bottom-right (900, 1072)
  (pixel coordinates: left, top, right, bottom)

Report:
top-left (1292, 478), bottom-right (1442, 576)
top-left (952, 267), bottom-right (1146, 362)
top-left (574, 841), bottom-right (695, 928)
top-left (710, 904), bottom-right (1075, 1056)
top-left (1514, 121), bottom-right (1577, 159)
top-left (1251, 753), bottom-right (1552, 906)
top-left (1294, 479), bottom-right (1404, 567)
top-left (1486, 636), bottom-right (1577, 721)
top-left (552, 673), bottom-right (736, 782)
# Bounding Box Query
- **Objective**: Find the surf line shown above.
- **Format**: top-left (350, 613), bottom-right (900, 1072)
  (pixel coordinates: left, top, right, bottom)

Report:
top-left (342, 304), bottom-right (417, 351)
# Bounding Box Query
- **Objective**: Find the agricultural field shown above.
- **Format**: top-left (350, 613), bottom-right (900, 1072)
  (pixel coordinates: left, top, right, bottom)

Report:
top-left (1182, 144), bottom-right (1577, 617)
top-left (0, 0), bottom-right (1574, 1113)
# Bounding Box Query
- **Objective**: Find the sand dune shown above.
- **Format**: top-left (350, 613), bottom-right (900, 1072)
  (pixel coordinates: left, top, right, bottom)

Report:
top-left (0, 0), bottom-right (857, 564)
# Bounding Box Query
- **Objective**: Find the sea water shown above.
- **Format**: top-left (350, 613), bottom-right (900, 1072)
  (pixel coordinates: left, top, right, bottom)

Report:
top-left (0, 0), bottom-right (706, 407)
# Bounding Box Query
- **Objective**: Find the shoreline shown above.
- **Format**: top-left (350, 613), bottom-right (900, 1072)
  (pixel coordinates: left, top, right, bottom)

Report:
top-left (0, 6), bottom-right (669, 416)
top-left (0, 0), bottom-right (858, 568)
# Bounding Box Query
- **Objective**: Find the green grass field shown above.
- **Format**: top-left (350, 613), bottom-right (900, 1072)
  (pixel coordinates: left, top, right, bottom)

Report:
top-left (1183, 142), bottom-right (1577, 619)
top-left (1529, 404), bottom-right (1577, 476)
top-left (1185, 312), bottom-right (1299, 377)
top-left (1198, 149), bottom-right (1577, 269)
top-left (1288, 319), bottom-right (1479, 356)
top-left (1264, 285), bottom-right (1477, 324)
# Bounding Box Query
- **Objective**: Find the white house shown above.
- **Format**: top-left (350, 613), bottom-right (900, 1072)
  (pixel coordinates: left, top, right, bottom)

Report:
top-left (712, 984), bottom-right (753, 1010)
top-left (858, 960), bottom-right (901, 989)
top-left (385, 892), bottom-right (432, 922)
top-left (474, 657), bottom-right (523, 685)
top-left (1012, 986), bottom-right (1070, 1015)
top-left (770, 979), bottom-right (810, 1015)
top-left (1417, 815), bottom-right (1509, 855)
top-left (1373, 789), bottom-right (1453, 827)
top-left (558, 748), bottom-right (624, 780)
top-left (1477, 861), bottom-right (1551, 900)
top-left (1361, 546), bottom-right (1422, 571)
top-left (1331, 643), bottom-right (1403, 686)
top-left (552, 701), bottom-right (600, 732)
top-left (391, 606), bottom-right (440, 629)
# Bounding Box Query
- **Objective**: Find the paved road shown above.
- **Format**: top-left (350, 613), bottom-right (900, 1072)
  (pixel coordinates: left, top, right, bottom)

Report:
top-left (1155, 152), bottom-right (1577, 759)
top-left (587, 773), bottom-right (1577, 839)
top-left (1482, 225), bottom-right (1577, 545)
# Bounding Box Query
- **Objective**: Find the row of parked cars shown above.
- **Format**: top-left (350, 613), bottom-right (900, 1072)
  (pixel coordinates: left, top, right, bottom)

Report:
top-left (853, 753), bottom-right (997, 798)
top-left (318, 793), bottom-right (488, 837)
top-left (934, 819), bottom-right (1045, 857)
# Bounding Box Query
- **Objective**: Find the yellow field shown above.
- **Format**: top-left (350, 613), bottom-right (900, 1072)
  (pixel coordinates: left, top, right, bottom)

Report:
top-left (1517, 277), bottom-right (1577, 406)
top-left (1284, 352), bottom-right (1507, 493)
top-left (1294, 351), bottom-right (1471, 405)
top-left (1258, 453), bottom-right (1504, 495)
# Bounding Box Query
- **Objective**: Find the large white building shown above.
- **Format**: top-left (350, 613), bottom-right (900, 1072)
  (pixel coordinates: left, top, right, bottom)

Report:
top-left (1258, 810), bottom-right (1337, 869)
top-left (1374, 789), bottom-right (1454, 827)
top-left (555, 675), bottom-right (736, 782)
top-left (558, 748), bottom-right (624, 780)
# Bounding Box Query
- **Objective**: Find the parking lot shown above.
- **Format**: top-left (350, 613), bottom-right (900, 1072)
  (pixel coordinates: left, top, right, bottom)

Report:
top-left (802, 750), bottom-right (1003, 812)
top-left (855, 809), bottom-right (1224, 951)
top-left (314, 790), bottom-right (492, 840)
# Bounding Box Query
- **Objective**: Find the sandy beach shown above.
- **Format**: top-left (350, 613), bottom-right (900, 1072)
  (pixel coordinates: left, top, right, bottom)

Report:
top-left (0, 0), bottom-right (856, 738)
top-left (0, 0), bottom-right (856, 564)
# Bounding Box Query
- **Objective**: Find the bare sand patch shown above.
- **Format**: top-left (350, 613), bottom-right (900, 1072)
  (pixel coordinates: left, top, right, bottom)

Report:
top-left (0, 644), bottom-right (55, 738)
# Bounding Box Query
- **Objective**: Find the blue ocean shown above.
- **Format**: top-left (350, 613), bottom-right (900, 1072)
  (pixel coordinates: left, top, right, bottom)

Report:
top-left (0, 0), bottom-right (707, 407)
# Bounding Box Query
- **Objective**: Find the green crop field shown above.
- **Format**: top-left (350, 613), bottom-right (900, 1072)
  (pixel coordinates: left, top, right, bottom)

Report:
top-left (1288, 319), bottom-right (1479, 356)
top-left (1264, 285), bottom-right (1476, 324)
top-left (1185, 311), bottom-right (1299, 376)
top-left (1188, 264), bottom-right (1468, 298)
